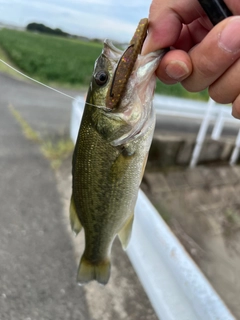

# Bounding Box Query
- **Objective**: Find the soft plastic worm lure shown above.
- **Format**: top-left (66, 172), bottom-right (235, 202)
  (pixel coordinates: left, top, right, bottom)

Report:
top-left (106, 18), bottom-right (148, 110)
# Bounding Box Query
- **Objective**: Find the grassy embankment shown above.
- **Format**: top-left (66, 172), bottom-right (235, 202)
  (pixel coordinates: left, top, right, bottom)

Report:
top-left (9, 105), bottom-right (74, 169)
top-left (0, 28), bottom-right (209, 100)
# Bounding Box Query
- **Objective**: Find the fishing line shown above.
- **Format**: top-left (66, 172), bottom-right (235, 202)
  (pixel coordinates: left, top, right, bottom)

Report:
top-left (0, 58), bottom-right (106, 109)
top-left (194, 7), bottom-right (213, 30)
top-left (0, 59), bottom-right (78, 101)
top-left (85, 102), bottom-right (106, 109)
top-left (0, 59), bottom-right (110, 110)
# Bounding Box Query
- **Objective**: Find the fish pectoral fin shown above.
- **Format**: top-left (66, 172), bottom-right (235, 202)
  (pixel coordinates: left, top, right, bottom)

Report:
top-left (69, 195), bottom-right (82, 235)
top-left (118, 214), bottom-right (134, 250)
top-left (77, 256), bottom-right (111, 286)
top-left (111, 146), bottom-right (136, 181)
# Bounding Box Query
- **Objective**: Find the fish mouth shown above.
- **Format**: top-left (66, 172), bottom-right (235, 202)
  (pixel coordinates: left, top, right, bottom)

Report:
top-left (108, 49), bottom-right (166, 147)
top-left (103, 39), bottom-right (123, 57)
top-left (105, 18), bottom-right (148, 110)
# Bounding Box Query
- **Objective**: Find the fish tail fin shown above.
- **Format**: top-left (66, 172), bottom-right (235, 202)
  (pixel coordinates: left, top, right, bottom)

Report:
top-left (77, 256), bottom-right (111, 286)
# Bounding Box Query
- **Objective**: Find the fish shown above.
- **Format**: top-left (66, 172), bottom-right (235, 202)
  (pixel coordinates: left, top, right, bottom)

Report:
top-left (70, 18), bottom-right (166, 285)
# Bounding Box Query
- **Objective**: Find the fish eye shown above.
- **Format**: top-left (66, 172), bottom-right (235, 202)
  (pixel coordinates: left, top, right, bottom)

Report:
top-left (94, 70), bottom-right (109, 86)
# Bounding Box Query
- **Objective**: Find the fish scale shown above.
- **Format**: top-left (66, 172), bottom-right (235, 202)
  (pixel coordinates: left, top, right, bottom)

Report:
top-left (70, 19), bottom-right (166, 285)
top-left (73, 107), bottom-right (141, 260)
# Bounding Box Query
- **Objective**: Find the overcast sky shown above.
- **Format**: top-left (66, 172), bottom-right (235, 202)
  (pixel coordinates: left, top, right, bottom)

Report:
top-left (0, 0), bottom-right (152, 42)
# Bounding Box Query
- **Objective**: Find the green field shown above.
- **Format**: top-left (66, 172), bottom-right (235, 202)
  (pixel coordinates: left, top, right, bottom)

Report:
top-left (0, 28), bottom-right (208, 100)
top-left (0, 28), bottom-right (102, 86)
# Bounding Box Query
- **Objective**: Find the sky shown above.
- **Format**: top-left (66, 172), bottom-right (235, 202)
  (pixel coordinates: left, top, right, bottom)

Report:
top-left (0, 0), bottom-right (152, 43)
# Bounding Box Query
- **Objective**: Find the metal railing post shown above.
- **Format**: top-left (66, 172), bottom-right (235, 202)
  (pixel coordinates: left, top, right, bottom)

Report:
top-left (211, 107), bottom-right (225, 140)
top-left (230, 129), bottom-right (240, 165)
top-left (190, 99), bottom-right (216, 168)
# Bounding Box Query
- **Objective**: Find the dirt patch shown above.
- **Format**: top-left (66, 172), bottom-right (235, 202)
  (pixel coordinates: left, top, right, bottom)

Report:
top-left (142, 166), bottom-right (240, 319)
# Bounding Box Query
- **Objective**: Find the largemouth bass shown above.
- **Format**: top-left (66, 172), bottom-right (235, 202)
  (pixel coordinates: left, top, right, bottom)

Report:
top-left (70, 19), bottom-right (165, 285)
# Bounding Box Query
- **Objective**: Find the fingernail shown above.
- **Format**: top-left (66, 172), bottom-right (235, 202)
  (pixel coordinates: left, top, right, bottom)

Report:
top-left (219, 17), bottom-right (240, 53)
top-left (232, 108), bottom-right (240, 119)
top-left (232, 110), bottom-right (240, 119)
top-left (165, 61), bottom-right (189, 80)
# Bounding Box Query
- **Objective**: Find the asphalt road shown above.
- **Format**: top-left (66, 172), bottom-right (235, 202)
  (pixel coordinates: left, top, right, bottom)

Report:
top-left (0, 73), bottom-right (90, 319)
top-left (0, 73), bottom-right (158, 320)
top-left (0, 72), bottom-right (77, 139)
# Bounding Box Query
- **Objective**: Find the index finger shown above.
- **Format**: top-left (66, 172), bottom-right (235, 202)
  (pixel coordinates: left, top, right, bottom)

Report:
top-left (142, 0), bottom-right (205, 54)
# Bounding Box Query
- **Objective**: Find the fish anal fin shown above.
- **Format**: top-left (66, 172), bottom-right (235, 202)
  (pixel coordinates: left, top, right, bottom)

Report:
top-left (118, 214), bottom-right (134, 250)
top-left (77, 256), bottom-right (111, 286)
top-left (69, 195), bottom-right (82, 235)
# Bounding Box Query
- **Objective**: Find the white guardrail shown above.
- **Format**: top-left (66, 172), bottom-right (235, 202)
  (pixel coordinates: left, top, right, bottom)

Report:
top-left (153, 94), bottom-right (237, 125)
top-left (153, 95), bottom-right (240, 167)
top-left (70, 96), bottom-right (236, 320)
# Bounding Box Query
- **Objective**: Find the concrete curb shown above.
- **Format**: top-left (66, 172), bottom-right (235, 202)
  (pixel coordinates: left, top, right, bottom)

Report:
top-left (149, 135), bottom-right (235, 168)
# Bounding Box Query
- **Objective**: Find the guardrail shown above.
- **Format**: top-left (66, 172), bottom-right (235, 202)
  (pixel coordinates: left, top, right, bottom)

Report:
top-left (153, 94), bottom-right (237, 125)
top-left (72, 95), bottom-right (240, 167)
top-left (154, 95), bottom-right (240, 166)
top-left (70, 96), bottom-right (236, 320)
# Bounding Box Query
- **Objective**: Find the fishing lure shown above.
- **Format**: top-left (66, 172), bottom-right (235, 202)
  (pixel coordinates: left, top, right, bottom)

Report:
top-left (106, 18), bottom-right (148, 109)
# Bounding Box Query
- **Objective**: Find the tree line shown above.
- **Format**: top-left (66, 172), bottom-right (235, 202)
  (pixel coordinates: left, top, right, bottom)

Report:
top-left (26, 23), bottom-right (69, 37)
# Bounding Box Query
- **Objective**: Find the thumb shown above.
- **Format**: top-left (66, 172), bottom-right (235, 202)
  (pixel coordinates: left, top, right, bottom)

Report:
top-left (182, 16), bottom-right (240, 92)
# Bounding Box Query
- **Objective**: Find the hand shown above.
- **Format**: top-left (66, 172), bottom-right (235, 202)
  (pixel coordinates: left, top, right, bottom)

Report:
top-left (142, 0), bottom-right (240, 118)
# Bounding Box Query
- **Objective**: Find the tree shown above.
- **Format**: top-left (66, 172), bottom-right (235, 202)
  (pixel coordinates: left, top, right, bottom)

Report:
top-left (26, 23), bottom-right (69, 37)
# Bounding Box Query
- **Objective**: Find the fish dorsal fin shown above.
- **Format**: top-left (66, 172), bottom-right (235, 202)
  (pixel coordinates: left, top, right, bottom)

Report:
top-left (118, 214), bottom-right (134, 250)
top-left (69, 195), bottom-right (82, 235)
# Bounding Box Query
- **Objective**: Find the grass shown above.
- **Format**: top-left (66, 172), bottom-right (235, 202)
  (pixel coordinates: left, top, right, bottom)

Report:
top-left (0, 28), bottom-right (209, 100)
top-left (0, 28), bottom-right (102, 86)
top-left (156, 80), bottom-right (209, 101)
top-left (9, 105), bottom-right (74, 169)
top-left (9, 105), bottom-right (40, 142)
top-left (41, 139), bottom-right (74, 169)
top-left (0, 47), bottom-right (27, 81)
